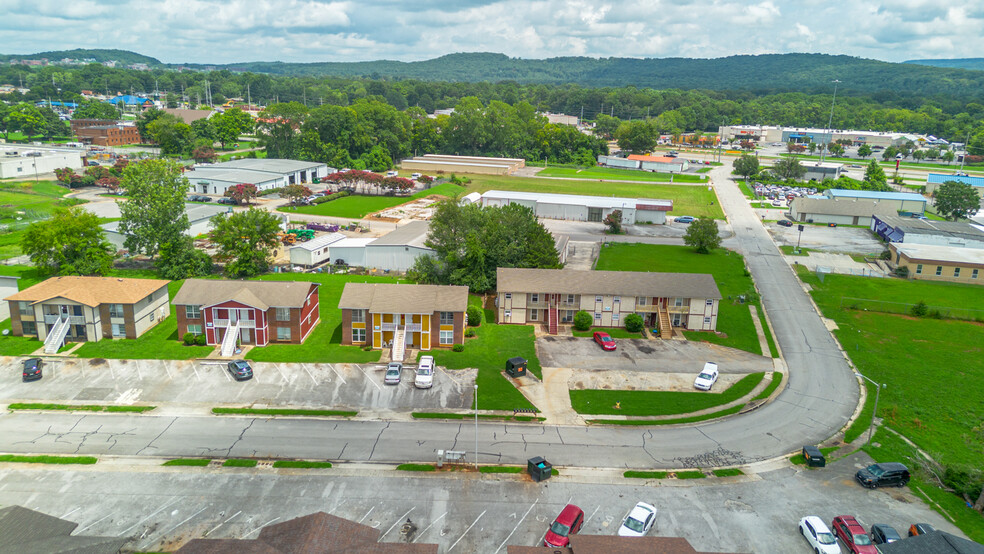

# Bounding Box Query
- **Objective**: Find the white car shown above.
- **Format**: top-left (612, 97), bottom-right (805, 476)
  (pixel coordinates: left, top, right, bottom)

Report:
top-left (415, 355), bottom-right (434, 389)
top-left (617, 502), bottom-right (657, 537)
top-left (799, 516), bottom-right (841, 554)
top-left (411, 172), bottom-right (422, 179)
top-left (694, 362), bottom-right (719, 391)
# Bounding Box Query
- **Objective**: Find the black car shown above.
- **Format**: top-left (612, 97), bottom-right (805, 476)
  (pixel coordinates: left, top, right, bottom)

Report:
top-left (777, 220), bottom-right (794, 227)
top-left (856, 462), bottom-right (910, 488)
top-left (22, 358), bottom-right (43, 381)
top-left (226, 360), bottom-right (253, 381)
top-left (870, 523), bottom-right (902, 544)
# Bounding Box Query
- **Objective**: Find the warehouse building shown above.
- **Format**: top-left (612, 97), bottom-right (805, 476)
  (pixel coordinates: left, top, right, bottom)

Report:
top-left (597, 154), bottom-right (691, 173)
top-left (825, 189), bottom-right (926, 216)
top-left (803, 162), bottom-right (843, 181)
top-left (184, 159), bottom-right (330, 195)
top-left (400, 154), bottom-right (524, 176)
top-left (480, 190), bottom-right (672, 225)
top-left (871, 215), bottom-right (984, 249)
top-left (788, 197), bottom-right (896, 226)
top-left (0, 145), bottom-right (84, 178)
top-left (362, 220), bottom-right (434, 272)
top-left (925, 173), bottom-right (984, 198)
top-left (890, 243), bottom-right (984, 285)
top-left (719, 125), bottom-right (923, 148)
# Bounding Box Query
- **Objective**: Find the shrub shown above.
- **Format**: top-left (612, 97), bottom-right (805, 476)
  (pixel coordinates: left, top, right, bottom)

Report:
top-left (466, 304), bottom-right (482, 327)
top-left (195, 334), bottom-right (207, 346)
top-left (464, 328), bottom-right (476, 337)
top-left (452, 344), bottom-right (464, 352)
top-left (183, 332), bottom-right (196, 345)
top-left (573, 310), bottom-right (592, 331)
top-left (624, 313), bottom-right (644, 333)
top-left (894, 266), bottom-right (910, 278)
top-left (910, 300), bottom-right (928, 317)
top-left (879, 249), bottom-right (892, 260)
top-left (942, 465), bottom-right (984, 502)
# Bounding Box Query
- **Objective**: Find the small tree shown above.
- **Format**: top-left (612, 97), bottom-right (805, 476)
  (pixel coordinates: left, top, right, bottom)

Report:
top-left (157, 235), bottom-right (213, 280)
top-left (192, 146), bottom-right (217, 163)
top-left (624, 313), bottom-right (644, 333)
top-left (281, 183), bottom-right (312, 208)
top-left (209, 208), bottom-right (282, 277)
top-left (573, 310), bottom-right (592, 331)
top-left (772, 157), bottom-right (806, 180)
top-left (733, 154), bottom-right (759, 179)
top-left (935, 181), bottom-right (980, 221)
top-left (863, 160), bottom-right (887, 187)
top-left (21, 206), bottom-right (114, 276)
top-left (857, 144), bottom-right (872, 159)
top-left (466, 304), bottom-right (482, 327)
top-left (603, 210), bottom-right (623, 234)
top-left (683, 218), bottom-right (721, 254)
top-left (910, 300), bottom-right (928, 317)
top-left (227, 183), bottom-right (259, 205)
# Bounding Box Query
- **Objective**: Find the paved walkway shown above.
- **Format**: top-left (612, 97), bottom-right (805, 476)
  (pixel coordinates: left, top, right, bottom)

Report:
top-left (747, 305), bottom-right (772, 358)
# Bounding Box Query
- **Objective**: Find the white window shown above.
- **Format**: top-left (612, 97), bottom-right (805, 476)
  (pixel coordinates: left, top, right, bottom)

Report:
top-left (276, 307), bottom-right (291, 321)
top-left (936, 266), bottom-right (943, 276)
top-left (351, 309), bottom-right (365, 323)
top-left (352, 328), bottom-right (366, 342)
top-left (440, 311), bottom-right (454, 325)
top-left (109, 303), bottom-right (124, 318)
top-left (594, 312), bottom-right (601, 321)
top-left (439, 330), bottom-right (453, 344)
top-left (505, 293), bottom-right (511, 300)
top-left (111, 323), bottom-right (126, 337)
top-left (916, 264), bottom-right (922, 274)
top-left (18, 301), bottom-right (31, 316)
top-left (185, 305), bottom-right (201, 319)
top-left (674, 298), bottom-right (684, 307)
top-left (612, 313), bottom-right (619, 322)
top-left (637, 297), bottom-right (646, 306)
top-left (613, 296), bottom-right (620, 303)
top-left (704, 317), bottom-right (712, 325)
top-left (563, 310), bottom-right (574, 322)
top-left (954, 267), bottom-right (961, 277)
top-left (529, 309), bottom-right (538, 321)
top-left (187, 324), bottom-right (203, 335)
top-left (706, 299), bottom-right (714, 306)
top-left (974, 269), bottom-right (979, 279)
top-left (277, 327), bottom-right (291, 341)
top-left (595, 295), bottom-right (603, 302)
top-left (566, 294), bottom-right (575, 304)
top-left (531, 293), bottom-right (539, 303)
top-left (20, 321), bottom-right (37, 336)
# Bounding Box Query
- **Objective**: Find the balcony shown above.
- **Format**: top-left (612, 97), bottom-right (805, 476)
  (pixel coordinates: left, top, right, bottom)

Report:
top-left (634, 304), bottom-right (659, 313)
top-left (213, 318), bottom-right (256, 329)
top-left (43, 314), bottom-right (86, 325)
top-left (381, 323), bottom-right (423, 332)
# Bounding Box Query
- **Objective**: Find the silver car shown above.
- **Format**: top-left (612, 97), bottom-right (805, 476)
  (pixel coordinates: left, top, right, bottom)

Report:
top-left (384, 362), bottom-right (403, 385)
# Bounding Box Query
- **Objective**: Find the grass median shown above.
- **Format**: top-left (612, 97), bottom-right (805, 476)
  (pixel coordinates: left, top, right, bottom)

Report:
top-left (0, 454), bottom-right (97, 465)
top-left (8, 403), bottom-right (155, 413)
top-left (273, 460), bottom-right (333, 469)
top-left (571, 372), bottom-right (764, 416)
top-left (586, 404), bottom-right (744, 426)
top-left (624, 470), bottom-right (668, 479)
top-left (212, 407), bottom-right (358, 417)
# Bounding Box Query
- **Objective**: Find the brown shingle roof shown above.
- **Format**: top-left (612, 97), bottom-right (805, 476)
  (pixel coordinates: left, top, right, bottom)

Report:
top-left (338, 283), bottom-right (469, 314)
top-left (496, 268), bottom-right (722, 300)
top-left (4, 276), bottom-right (169, 307)
top-left (163, 108), bottom-right (215, 124)
top-left (172, 279), bottom-right (317, 311)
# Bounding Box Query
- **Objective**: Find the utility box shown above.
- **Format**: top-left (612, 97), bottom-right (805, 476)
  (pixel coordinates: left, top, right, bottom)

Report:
top-left (505, 357), bottom-right (527, 378)
top-left (528, 456), bottom-right (552, 482)
top-left (802, 445), bottom-right (826, 468)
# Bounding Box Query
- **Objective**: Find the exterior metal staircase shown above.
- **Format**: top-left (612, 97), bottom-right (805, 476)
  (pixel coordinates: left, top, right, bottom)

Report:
top-left (220, 320), bottom-right (241, 357)
top-left (391, 328), bottom-right (406, 362)
top-left (43, 316), bottom-right (71, 354)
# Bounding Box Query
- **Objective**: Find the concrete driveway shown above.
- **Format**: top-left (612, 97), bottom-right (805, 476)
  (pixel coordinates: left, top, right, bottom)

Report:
top-left (0, 356), bottom-right (476, 413)
top-left (536, 336), bottom-right (773, 374)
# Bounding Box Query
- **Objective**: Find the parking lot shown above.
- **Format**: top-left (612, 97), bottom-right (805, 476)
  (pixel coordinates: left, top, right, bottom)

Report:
top-left (0, 356), bottom-right (476, 413)
top-left (537, 336), bottom-right (773, 374)
top-left (767, 221), bottom-right (884, 253)
top-left (0, 450), bottom-right (960, 552)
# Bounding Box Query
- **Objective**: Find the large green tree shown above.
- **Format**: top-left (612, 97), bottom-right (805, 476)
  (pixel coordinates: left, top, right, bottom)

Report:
top-left (857, 144), bottom-right (872, 158)
top-left (21, 206), bottom-right (114, 276)
top-left (683, 218), bottom-right (722, 254)
top-left (117, 159), bottom-right (190, 258)
top-left (733, 154), bottom-right (759, 179)
top-left (74, 101), bottom-right (120, 120)
top-left (146, 114), bottom-right (195, 156)
top-left (863, 159), bottom-right (887, 187)
top-left (209, 208), bottom-right (282, 277)
top-left (211, 108), bottom-right (253, 148)
top-left (615, 120), bottom-right (658, 154)
top-left (935, 181), bottom-right (981, 221)
top-left (258, 102), bottom-right (308, 158)
top-left (772, 157), bottom-right (806, 180)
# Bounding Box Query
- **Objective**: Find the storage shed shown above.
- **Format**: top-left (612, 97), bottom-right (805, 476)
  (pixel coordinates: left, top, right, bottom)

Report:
top-left (289, 232), bottom-right (346, 267)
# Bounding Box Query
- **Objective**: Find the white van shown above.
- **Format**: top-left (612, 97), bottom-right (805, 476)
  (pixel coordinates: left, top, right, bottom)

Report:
top-left (415, 355), bottom-right (434, 389)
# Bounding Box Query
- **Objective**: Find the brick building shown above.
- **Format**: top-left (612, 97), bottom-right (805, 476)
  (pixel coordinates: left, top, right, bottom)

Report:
top-left (70, 119), bottom-right (142, 146)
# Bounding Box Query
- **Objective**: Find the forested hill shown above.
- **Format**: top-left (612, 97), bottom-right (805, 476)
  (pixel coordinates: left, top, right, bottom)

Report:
top-left (905, 58), bottom-right (984, 71)
top-left (199, 52), bottom-right (984, 98)
top-left (0, 48), bottom-right (161, 66)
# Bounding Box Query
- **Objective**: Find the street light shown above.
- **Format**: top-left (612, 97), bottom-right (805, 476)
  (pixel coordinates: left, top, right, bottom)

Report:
top-left (820, 80), bottom-right (841, 163)
top-left (854, 371), bottom-right (885, 446)
top-left (474, 384), bottom-right (479, 469)
top-left (796, 224), bottom-right (804, 254)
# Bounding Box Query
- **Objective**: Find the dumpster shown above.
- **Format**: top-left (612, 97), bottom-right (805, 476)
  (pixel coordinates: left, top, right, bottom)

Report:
top-left (802, 445), bottom-right (826, 468)
top-left (313, 177), bottom-right (321, 184)
top-left (528, 456), bottom-right (552, 482)
top-left (505, 357), bottom-right (527, 378)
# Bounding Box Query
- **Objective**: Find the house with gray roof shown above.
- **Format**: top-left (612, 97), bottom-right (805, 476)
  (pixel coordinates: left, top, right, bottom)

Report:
top-left (338, 282), bottom-right (468, 356)
top-left (0, 505), bottom-right (127, 553)
top-left (496, 268), bottom-right (721, 338)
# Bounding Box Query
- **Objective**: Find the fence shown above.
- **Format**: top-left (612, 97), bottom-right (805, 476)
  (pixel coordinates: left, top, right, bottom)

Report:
top-left (839, 296), bottom-right (984, 322)
top-left (815, 266), bottom-right (886, 282)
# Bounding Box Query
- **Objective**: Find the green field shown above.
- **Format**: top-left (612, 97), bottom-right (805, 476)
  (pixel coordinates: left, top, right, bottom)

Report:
top-left (595, 243), bottom-right (764, 355)
top-left (462, 174), bottom-right (724, 219)
top-left (538, 166), bottom-right (706, 183)
top-left (285, 183), bottom-right (466, 218)
top-left (570, 372), bottom-right (764, 416)
top-left (0, 180), bottom-right (84, 259)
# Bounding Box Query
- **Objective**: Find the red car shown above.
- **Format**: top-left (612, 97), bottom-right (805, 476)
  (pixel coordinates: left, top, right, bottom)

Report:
top-left (544, 504), bottom-right (584, 548)
top-left (831, 515), bottom-right (878, 553)
top-left (593, 331), bottom-right (616, 351)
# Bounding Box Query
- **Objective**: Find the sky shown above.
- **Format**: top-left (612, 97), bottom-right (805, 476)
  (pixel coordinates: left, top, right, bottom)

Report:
top-left (3, 0), bottom-right (983, 64)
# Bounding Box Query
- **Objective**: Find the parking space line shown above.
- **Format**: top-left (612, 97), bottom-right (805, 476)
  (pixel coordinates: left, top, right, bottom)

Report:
top-left (616, 507), bottom-right (632, 535)
top-left (77, 513), bottom-right (112, 534)
top-left (380, 507), bottom-right (415, 540)
top-left (448, 510), bottom-right (486, 552)
top-left (61, 507), bottom-right (81, 519)
top-left (108, 363), bottom-right (117, 382)
top-left (134, 362), bottom-right (143, 381)
top-left (118, 499), bottom-right (182, 536)
top-left (438, 366), bottom-right (462, 386)
top-left (357, 365), bottom-right (382, 391)
top-left (495, 500), bottom-right (537, 553)
top-left (301, 364), bottom-right (319, 386)
top-left (583, 505), bottom-right (600, 527)
top-left (412, 511), bottom-right (446, 542)
top-left (193, 364), bottom-right (204, 382)
top-left (241, 517), bottom-right (279, 539)
top-left (358, 506), bottom-right (375, 523)
top-left (204, 510), bottom-right (242, 537)
top-left (275, 363), bottom-right (290, 384)
top-left (327, 364), bottom-right (346, 385)
top-left (163, 361), bottom-right (173, 380)
top-left (141, 506), bottom-right (207, 549)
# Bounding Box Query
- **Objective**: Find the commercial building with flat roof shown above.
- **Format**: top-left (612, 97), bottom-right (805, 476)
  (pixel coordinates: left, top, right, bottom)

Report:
top-left (825, 189), bottom-right (926, 215)
top-left (183, 158), bottom-right (330, 195)
top-left (789, 197), bottom-right (897, 226)
top-left (802, 161), bottom-right (843, 182)
top-left (890, 242), bottom-right (984, 284)
top-left (719, 125), bottom-right (922, 148)
top-left (102, 203), bottom-right (227, 249)
top-left (925, 173), bottom-right (984, 197)
top-left (0, 145), bottom-right (84, 178)
top-left (480, 190), bottom-right (672, 224)
top-left (400, 154), bottom-right (525, 176)
top-left (871, 215), bottom-right (984, 249)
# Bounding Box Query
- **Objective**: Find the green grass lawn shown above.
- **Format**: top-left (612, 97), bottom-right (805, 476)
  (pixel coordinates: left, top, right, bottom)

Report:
top-left (0, 319), bottom-right (43, 356)
top-left (595, 243), bottom-right (763, 355)
top-left (0, 180), bottom-right (85, 259)
top-left (570, 372), bottom-right (764, 416)
top-left (461, 174), bottom-right (724, 219)
top-left (285, 183), bottom-right (466, 219)
top-left (538, 166), bottom-right (705, 183)
top-left (571, 327), bottom-right (642, 339)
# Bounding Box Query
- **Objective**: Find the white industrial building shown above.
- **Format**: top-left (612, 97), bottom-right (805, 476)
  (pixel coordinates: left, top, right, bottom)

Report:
top-left (102, 203), bottom-right (228, 249)
top-left (479, 190), bottom-right (673, 225)
top-left (719, 125), bottom-right (925, 149)
top-left (597, 154), bottom-right (690, 173)
top-left (183, 158), bottom-right (331, 195)
top-left (802, 162), bottom-right (843, 181)
top-left (0, 145), bottom-right (84, 179)
top-left (289, 232), bottom-right (345, 267)
top-left (324, 238), bottom-right (375, 267)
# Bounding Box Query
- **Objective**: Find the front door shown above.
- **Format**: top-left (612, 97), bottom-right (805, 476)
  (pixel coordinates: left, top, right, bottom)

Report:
top-left (240, 327), bottom-right (252, 345)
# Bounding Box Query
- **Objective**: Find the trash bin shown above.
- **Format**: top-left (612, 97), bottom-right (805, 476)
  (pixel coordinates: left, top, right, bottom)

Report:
top-left (528, 456), bottom-right (552, 482)
top-left (506, 357), bottom-right (527, 378)
top-left (802, 445), bottom-right (826, 468)
top-left (313, 177), bottom-right (321, 184)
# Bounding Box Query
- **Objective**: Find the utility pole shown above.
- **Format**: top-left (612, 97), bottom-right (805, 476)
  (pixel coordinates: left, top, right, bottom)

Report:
top-left (820, 79), bottom-right (841, 163)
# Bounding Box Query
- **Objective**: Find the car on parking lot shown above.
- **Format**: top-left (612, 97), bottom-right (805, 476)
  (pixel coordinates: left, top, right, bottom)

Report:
top-left (693, 362), bottom-right (719, 391)
top-left (415, 355), bottom-right (434, 389)
top-left (799, 516), bottom-right (842, 554)
top-left (777, 219), bottom-right (793, 227)
top-left (831, 515), bottom-right (877, 553)
top-left (544, 504), bottom-right (584, 548)
top-left (849, 164), bottom-right (863, 168)
top-left (384, 362), bottom-right (402, 385)
top-left (593, 331), bottom-right (616, 351)
top-left (908, 523), bottom-right (936, 537)
top-left (870, 523), bottom-right (901, 545)
top-left (674, 216), bottom-right (695, 224)
top-left (617, 502), bottom-right (656, 537)
top-left (226, 360), bottom-right (253, 381)
top-left (22, 358), bottom-right (43, 382)
top-left (855, 462), bottom-right (909, 488)
top-left (411, 172), bottom-right (422, 179)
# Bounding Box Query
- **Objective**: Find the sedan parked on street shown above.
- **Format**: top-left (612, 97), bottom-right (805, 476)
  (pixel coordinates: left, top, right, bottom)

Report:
top-left (593, 331), bottom-right (616, 351)
top-left (693, 362), bottom-right (719, 391)
top-left (617, 502), bottom-right (656, 537)
top-left (799, 516), bottom-right (842, 554)
top-left (384, 362), bottom-right (402, 385)
top-left (674, 215), bottom-right (695, 224)
top-left (22, 358), bottom-right (43, 382)
top-left (226, 360), bottom-right (253, 381)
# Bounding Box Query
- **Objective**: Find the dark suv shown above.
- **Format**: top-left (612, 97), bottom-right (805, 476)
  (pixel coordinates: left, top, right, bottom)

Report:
top-left (22, 358), bottom-right (43, 382)
top-left (226, 360), bottom-right (253, 381)
top-left (856, 462), bottom-right (909, 488)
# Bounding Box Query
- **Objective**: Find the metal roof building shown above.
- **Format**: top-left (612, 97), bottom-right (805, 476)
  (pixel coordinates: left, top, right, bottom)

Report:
top-left (184, 158), bottom-right (330, 195)
top-left (480, 190), bottom-right (673, 224)
top-left (825, 189), bottom-right (926, 216)
top-left (925, 173), bottom-right (984, 195)
top-left (289, 232), bottom-right (346, 267)
top-left (789, 197), bottom-right (897, 226)
top-left (872, 215), bottom-right (984, 248)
